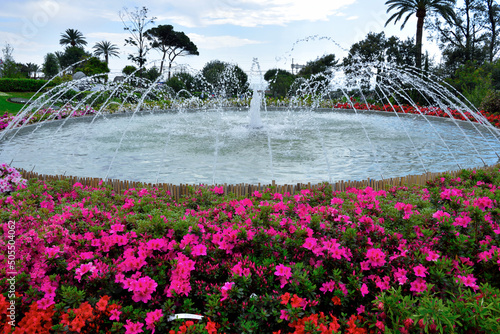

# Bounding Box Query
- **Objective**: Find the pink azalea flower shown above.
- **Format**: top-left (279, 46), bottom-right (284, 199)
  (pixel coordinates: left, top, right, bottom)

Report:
top-left (456, 274), bottom-right (479, 290)
top-left (360, 260), bottom-right (371, 271)
top-left (211, 186), bottom-right (224, 195)
top-left (473, 197), bottom-right (493, 211)
top-left (394, 268), bottom-right (408, 285)
top-left (110, 309), bottom-right (121, 321)
top-left (302, 237), bottom-right (318, 251)
top-left (413, 264), bottom-right (428, 278)
top-left (275, 264), bottom-right (292, 279)
top-left (221, 282), bottom-right (235, 301)
top-left (75, 262), bottom-right (96, 282)
top-left (432, 210), bottom-right (451, 222)
top-left (191, 244), bottom-right (207, 257)
top-left (409, 278), bottom-right (427, 294)
top-left (453, 214), bottom-right (471, 228)
top-left (365, 248), bottom-right (386, 267)
top-left (145, 309), bottom-right (163, 333)
top-left (124, 320), bottom-right (144, 334)
top-left (319, 280), bottom-right (336, 294)
top-left (110, 223), bottom-right (125, 233)
top-left (425, 250), bottom-right (440, 262)
top-left (360, 283), bottom-right (369, 297)
top-left (127, 276), bottom-right (158, 303)
top-left (375, 276), bottom-right (390, 291)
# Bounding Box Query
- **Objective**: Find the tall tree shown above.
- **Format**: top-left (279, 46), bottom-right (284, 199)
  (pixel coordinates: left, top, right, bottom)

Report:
top-left (0, 43), bottom-right (17, 78)
top-left (428, 0), bottom-right (488, 70)
top-left (57, 46), bottom-right (90, 71)
top-left (59, 28), bottom-right (87, 48)
top-left (385, 0), bottom-right (456, 70)
top-left (120, 6), bottom-right (156, 75)
top-left (264, 69), bottom-right (296, 98)
top-left (298, 54), bottom-right (339, 78)
top-left (42, 53), bottom-right (60, 78)
top-left (93, 41), bottom-right (120, 65)
top-left (202, 60), bottom-right (249, 97)
top-left (145, 24), bottom-right (199, 79)
top-left (26, 62), bottom-right (40, 79)
top-left (482, 0), bottom-right (500, 61)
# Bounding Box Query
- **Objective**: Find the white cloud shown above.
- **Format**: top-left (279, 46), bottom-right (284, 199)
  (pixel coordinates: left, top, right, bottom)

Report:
top-left (187, 33), bottom-right (263, 50)
top-left (346, 16), bottom-right (359, 21)
top-left (156, 0), bottom-right (357, 27)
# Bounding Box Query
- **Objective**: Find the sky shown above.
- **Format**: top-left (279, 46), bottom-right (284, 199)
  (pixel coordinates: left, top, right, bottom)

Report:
top-left (0, 0), bottom-right (442, 79)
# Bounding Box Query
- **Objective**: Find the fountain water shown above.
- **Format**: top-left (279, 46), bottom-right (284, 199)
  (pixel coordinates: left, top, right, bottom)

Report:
top-left (1, 57), bottom-right (499, 185)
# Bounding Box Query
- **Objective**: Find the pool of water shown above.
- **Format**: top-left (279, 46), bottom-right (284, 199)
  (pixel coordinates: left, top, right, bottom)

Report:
top-left (1, 109), bottom-right (499, 184)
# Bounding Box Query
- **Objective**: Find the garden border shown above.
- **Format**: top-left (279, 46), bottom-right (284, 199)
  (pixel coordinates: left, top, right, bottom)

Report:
top-left (19, 163), bottom-right (500, 200)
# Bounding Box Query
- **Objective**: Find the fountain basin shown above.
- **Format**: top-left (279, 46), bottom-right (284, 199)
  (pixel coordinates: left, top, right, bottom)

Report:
top-left (1, 108), bottom-right (499, 185)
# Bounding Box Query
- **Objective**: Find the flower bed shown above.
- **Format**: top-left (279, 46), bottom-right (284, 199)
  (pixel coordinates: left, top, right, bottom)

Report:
top-left (3, 97), bottom-right (500, 133)
top-left (0, 104), bottom-right (97, 131)
top-left (0, 165), bottom-right (499, 333)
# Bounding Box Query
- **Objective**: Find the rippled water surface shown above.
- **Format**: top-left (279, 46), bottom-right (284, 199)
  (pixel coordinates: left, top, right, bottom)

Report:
top-left (1, 109), bottom-right (499, 184)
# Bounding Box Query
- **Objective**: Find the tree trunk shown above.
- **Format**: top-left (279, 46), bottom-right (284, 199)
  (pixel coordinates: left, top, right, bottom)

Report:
top-left (160, 51), bottom-right (166, 76)
top-left (415, 8), bottom-right (426, 70)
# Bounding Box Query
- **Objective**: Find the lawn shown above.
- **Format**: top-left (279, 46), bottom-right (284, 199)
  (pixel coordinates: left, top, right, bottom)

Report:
top-left (0, 92), bottom-right (40, 115)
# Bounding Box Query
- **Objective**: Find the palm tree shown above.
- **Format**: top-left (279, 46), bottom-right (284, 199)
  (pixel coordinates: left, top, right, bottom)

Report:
top-left (93, 41), bottom-right (120, 65)
top-left (385, 0), bottom-right (456, 69)
top-left (25, 62), bottom-right (40, 79)
top-left (59, 28), bottom-right (87, 48)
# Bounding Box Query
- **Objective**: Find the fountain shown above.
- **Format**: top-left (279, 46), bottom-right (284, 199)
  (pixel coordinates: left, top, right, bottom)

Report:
top-left (1, 58), bottom-right (500, 186)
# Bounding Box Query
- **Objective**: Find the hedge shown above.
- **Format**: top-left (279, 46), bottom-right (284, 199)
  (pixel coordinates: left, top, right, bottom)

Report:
top-left (0, 78), bottom-right (54, 92)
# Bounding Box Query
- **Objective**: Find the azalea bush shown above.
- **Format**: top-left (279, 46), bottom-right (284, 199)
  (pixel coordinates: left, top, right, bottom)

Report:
top-left (0, 104), bottom-right (97, 131)
top-left (0, 166), bottom-right (500, 333)
top-left (2, 96), bottom-right (500, 132)
top-left (0, 163), bottom-right (27, 194)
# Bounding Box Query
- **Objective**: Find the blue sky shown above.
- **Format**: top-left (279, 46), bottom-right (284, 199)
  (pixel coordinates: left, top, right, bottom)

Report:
top-left (0, 0), bottom-right (440, 78)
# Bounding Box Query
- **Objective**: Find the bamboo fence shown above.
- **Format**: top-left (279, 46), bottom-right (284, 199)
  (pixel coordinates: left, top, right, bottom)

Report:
top-left (18, 164), bottom-right (500, 201)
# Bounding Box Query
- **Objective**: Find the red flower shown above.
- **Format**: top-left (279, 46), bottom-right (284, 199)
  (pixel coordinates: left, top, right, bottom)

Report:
top-left (280, 292), bottom-right (291, 305)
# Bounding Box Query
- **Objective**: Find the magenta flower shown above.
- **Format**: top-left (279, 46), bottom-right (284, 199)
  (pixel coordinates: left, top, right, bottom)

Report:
top-left (432, 210), bottom-right (451, 222)
top-left (275, 264), bottom-right (292, 279)
top-left (456, 274), bottom-right (479, 290)
top-left (191, 244), bottom-right (207, 257)
top-left (394, 268), bottom-right (408, 285)
top-left (413, 264), bottom-right (428, 278)
top-left (128, 276), bottom-right (158, 303)
top-left (211, 186), bottom-right (224, 194)
top-left (319, 280), bottom-right (336, 294)
top-left (302, 237), bottom-right (318, 251)
top-left (110, 223), bottom-right (125, 233)
top-left (360, 283), bottom-right (369, 296)
top-left (280, 309), bottom-right (289, 320)
top-left (75, 262), bottom-right (96, 282)
top-left (473, 196), bottom-right (494, 211)
top-left (453, 214), bottom-right (471, 228)
top-left (221, 282), bottom-right (235, 301)
top-left (145, 309), bottom-right (163, 333)
top-left (425, 250), bottom-right (440, 262)
top-left (124, 319), bottom-right (144, 334)
top-left (365, 248), bottom-right (386, 267)
top-left (410, 278), bottom-right (427, 294)
top-left (110, 309), bottom-right (121, 321)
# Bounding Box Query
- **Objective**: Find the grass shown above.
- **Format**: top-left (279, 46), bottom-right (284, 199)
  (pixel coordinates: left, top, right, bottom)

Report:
top-left (0, 91), bottom-right (41, 115)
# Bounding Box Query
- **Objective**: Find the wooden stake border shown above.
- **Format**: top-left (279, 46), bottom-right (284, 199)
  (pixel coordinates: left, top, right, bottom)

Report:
top-left (18, 164), bottom-right (500, 201)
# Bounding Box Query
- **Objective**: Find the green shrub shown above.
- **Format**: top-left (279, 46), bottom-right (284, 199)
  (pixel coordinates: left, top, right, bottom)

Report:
top-left (0, 78), bottom-right (54, 92)
top-left (480, 90), bottom-right (500, 114)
